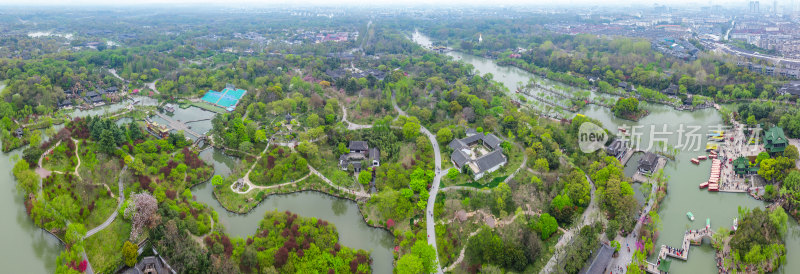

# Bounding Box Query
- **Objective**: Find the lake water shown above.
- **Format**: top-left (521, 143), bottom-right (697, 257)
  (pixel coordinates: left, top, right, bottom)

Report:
top-left (412, 31), bottom-right (800, 273)
top-left (192, 148), bottom-right (395, 273)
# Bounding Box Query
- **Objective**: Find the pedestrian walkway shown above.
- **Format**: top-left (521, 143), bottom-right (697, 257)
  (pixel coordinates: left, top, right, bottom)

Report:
top-left (644, 227), bottom-right (714, 273)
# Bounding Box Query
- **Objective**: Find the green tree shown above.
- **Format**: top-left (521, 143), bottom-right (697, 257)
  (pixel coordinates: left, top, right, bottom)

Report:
top-left (758, 156), bottom-right (794, 183)
top-left (436, 127), bottom-right (453, 144)
top-left (534, 158), bottom-right (549, 172)
top-left (239, 141), bottom-right (253, 153)
top-left (306, 113), bottom-right (320, 127)
top-left (537, 213), bottom-right (558, 239)
top-left (410, 240), bottom-right (437, 273)
top-left (358, 170), bottom-right (372, 186)
top-left (403, 121), bottom-right (421, 140)
top-left (781, 171), bottom-right (800, 206)
top-left (447, 168), bottom-right (459, 180)
top-left (99, 129), bottom-right (116, 154)
top-left (784, 145), bottom-right (799, 161)
top-left (123, 241), bottom-right (138, 267)
top-left (396, 254), bottom-right (425, 274)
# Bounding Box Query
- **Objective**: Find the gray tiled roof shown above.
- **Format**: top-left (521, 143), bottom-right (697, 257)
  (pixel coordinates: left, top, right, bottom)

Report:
top-left (451, 149), bottom-right (470, 168)
top-left (483, 133), bottom-right (502, 150)
top-left (369, 148), bottom-right (380, 162)
top-left (448, 139), bottom-right (466, 150)
top-left (639, 152), bottom-right (658, 167)
top-left (585, 244), bottom-right (614, 274)
top-left (460, 133), bottom-right (484, 145)
top-left (475, 148), bottom-right (506, 172)
top-left (349, 141), bottom-right (368, 151)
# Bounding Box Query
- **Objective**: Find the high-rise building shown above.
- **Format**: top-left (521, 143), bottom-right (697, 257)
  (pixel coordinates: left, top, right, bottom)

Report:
top-left (750, 0), bottom-right (761, 13)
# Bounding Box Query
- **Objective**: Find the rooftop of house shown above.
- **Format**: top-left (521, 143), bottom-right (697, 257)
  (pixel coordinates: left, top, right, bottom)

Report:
top-left (451, 149), bottom-right (470, 168)
top-left (584, 244), bottom-right (615, 274)
top-left (369, 148), bottom-right (380, 161)
top-left (764, 126), bottom-right (787, 145)
top-left (639, 152), bottom-right (658, 167)
top-left (349, 141), bottom-right (369, 151)
top-left (475, 148), bottom-right (506, 172)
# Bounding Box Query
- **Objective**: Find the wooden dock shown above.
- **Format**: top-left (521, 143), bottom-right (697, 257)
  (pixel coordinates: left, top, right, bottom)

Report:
top-left (644, 227), bottom-right (714, 273)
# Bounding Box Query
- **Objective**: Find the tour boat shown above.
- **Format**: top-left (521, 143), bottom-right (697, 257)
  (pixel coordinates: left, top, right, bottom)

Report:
top-left (709, 183), bottom-right (719, 192)
top-left (699, 182), bottom-right (708, 189)
top-left (691, 158), bottom-right (700, 164)
top-left (698, 155), bottom-right (707, 160)
top-left (706, 218), bottom-right (711, 229)
top-left (687, 212), bottom-right (695, 221)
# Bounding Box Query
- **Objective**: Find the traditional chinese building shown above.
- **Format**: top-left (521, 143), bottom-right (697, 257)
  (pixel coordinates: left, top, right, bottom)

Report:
top-left (763, 126), bottom-right (787, 154)
top-left (733, 156), bottom-right (758, 175)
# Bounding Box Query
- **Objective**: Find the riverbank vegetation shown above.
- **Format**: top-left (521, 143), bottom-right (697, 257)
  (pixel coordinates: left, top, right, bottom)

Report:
top-left (716, 207), bottom-right (788, 273)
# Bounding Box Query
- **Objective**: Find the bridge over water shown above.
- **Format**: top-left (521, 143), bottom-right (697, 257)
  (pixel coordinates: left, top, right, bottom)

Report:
top-left (152, 112), bottom-right (204, 139)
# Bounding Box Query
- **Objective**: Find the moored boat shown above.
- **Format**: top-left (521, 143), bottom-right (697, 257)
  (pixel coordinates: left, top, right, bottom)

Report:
top-left (706, 218), bottom-right (711, 229)
top-left (691, 158), bottom-right (700, 164)
top-left (699, 182), bottom-right (708, 189)
top-left (698, 155), bottom-right (707, 160)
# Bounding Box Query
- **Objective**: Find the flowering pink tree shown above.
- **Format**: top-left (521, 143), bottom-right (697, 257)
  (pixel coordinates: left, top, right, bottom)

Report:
top-left (127, 192), bottom-right (158, 240)
top-left (386, 219), bottom-right (395, 229)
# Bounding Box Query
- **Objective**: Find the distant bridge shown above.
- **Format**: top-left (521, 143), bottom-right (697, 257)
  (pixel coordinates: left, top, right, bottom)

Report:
top-left (153, 112), bottom-right (203, 139)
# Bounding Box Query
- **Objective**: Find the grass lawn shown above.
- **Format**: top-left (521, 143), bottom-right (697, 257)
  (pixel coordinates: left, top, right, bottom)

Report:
top-left (310, 145), bottom-right (357, 188)
top-left (188, 101), bottom-right (227, 114)
top-left (85, 218), bottom-right (131, 274)
top-left (84, 196), bottom-right (119, 229)
top-left (42, 143), bottom-right (77, 173)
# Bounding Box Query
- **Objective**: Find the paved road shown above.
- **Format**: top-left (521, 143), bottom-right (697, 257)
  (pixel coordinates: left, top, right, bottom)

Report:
top-left (606, 168), bottom-right (661, 271)
top-left (540, 174), bottom-right (599, 273)
top-left (392, 91), bottom-right (444, 273)
top-left (341, 105), bottom-right (373, 130)
top-left (84, 160), bottom-right (128, 239)
top-left (308, 165), bottom-right (371, 198)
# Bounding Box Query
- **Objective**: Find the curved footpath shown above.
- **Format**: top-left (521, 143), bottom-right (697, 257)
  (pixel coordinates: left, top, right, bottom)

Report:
top-left (84, 159), bottom-right (129, 239)
top-left (391, 92), bottom-right (444, 273)
top-left (606, 168), bottom-right (661, 271)
top-left (341, 105), bottom-right (373, 130)
top-left (540, 173), bottom-right (600, 274)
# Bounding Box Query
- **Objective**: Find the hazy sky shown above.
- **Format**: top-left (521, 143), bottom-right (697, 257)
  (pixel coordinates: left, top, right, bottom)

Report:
top-left (0, 0), bottom-right (752, 7)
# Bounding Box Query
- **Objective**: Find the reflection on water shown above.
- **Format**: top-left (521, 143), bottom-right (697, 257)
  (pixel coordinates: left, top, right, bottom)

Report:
top-left (0, 148), bottom-right (62, 273)
top-left (410, 31), bottom-right (800, 273)
top-left (194, 148), bottom-right (395, 273)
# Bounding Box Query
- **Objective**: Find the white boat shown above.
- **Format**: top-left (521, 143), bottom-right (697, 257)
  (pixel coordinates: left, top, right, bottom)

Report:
top-left (732, 218), bottom-right (738, 231)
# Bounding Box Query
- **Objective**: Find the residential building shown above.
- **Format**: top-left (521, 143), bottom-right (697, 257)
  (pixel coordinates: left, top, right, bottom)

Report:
top-left (448, 130), bottom-right (507, 180)
top-left (339, 141), bottom-right (379, 172)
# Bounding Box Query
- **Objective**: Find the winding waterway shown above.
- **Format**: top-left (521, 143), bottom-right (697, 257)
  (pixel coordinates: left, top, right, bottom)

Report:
top-left (176, 110), bottom-right (395, 273)
top-left (412, 30), bottom-right (800, 273)
top-left (0, 90), bottom-right (394, 272)
top-left (0, 82), bottom-right (63, 273)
